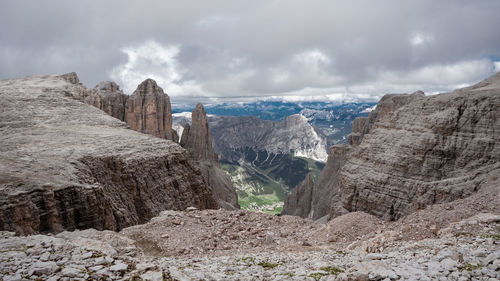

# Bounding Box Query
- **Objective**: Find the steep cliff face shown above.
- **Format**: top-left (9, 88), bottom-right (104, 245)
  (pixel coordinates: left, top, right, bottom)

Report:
top-left (282, 145), bottom-right (350, 219)
top-left (125, 79), bottom-right (178, 142)
top-left (209, 114), bottom-right (328, 163)
top-left (0, 74), bottom-right (218, 235)
top-left (282, 174), bottom-right (314, 217)
top-left (181, 104), bottom-right (240, 210)
top-left (284, 73), bottom-right (500, 221)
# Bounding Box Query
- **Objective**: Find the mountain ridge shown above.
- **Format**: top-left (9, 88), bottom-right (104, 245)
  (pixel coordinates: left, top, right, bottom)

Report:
top-left (283, 72), bottom-right (500, 221)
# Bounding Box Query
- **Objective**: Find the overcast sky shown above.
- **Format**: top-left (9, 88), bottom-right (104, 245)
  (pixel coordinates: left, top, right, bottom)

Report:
top-left (1, 0), bottom-right (499, 105)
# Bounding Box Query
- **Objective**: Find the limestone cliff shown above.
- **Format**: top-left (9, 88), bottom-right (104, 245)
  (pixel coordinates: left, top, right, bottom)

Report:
top-left (208, 114), bottom-right (328, 163)
top-left (0, 74), bottom-right (218, 235)
top-left (284, 73), bottom-right (500, 221)
top-left (180, 104), bottom-right (240, 210)
top-left (125, 79), bottom-right (178, 142)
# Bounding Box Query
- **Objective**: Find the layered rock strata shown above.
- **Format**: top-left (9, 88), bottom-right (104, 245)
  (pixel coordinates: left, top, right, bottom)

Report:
top-left (125, 79), bottom-right (177, 142)
top-left (284, 73), bottom-right (500, 221)
top-left (0, 74), bottom-right (218, 235)
top-left (181, 104), bottom-right (240, 210)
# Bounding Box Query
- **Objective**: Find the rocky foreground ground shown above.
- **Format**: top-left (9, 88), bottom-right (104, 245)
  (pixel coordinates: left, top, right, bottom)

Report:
top-left (1, 186), bottom-right (499, 281)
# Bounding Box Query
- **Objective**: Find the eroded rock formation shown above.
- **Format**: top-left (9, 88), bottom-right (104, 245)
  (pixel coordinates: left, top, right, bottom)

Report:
top-left (77, 77), bottom-right (178, 142)
top-left (180, 104), bottom-right (219, 162)
top-left (181, 104), bottom-right (240, 210)
top-left (284, 73), bottom-right (500, 221)
top-left (0, 74), bottom-right (218, 235)
top-left (125, 79), bottom-right (178, 142)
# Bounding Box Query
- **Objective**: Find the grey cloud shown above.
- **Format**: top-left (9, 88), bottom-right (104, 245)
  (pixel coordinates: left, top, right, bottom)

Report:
top-left (1, 0), bottom-right (499, 104)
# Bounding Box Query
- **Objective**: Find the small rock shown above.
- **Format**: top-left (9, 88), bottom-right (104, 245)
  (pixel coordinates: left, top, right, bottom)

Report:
top-left (141, 271), bottom-right (164, 281)
top-left (110, 262), bottom-right (128, 272)
top-left (82, 252), bottom-right (93, 259)
top-left (88, 265), bottom-right (103, 272)
top-left (39, 252), bottom-right (50, 261)
top-left (46, 276), bottom-right (59, 281)
top-left (28, 261), bottom-right (58, 276)
top-left (3, 274), bottom-right (23, 281)
top-left (186, 206), bottom-right (198, 212)
top-left (365, 253), bottom-right (386, 260)
top-left (484, 250), bottom-right (500, 265)
top-left (302, 241), bottom-right (312, 247)
top-left (440, 258), bottom-right (458, 271)
top-left (61, 267), bottom-right (85, 278)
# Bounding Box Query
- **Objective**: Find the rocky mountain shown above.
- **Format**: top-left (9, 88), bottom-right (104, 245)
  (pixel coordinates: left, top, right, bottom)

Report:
top-left (174, 101), bottom-right (375, 145)
top-left (78, 76), bottom-right (238, 211)
top-left (283, 72), bottom-right (500, 221)
top-left (0, 73), bottom-right (220, 235)
top-left (125, 79), bottom-right (178, 142)
top-left (180, 104), bottom-right (239, 210)
top-left (209, 114), bottom-right (328, 163)
top-left (76, 75), bottom-right (178, 142)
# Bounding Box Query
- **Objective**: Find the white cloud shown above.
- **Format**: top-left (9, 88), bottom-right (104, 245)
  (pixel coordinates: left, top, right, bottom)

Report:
top-left (410, 32), bottom-right (434, 47)
top-left (110, 40), bottom-right (207, 98)
top-left (109, 41), bottom-right (499, 106)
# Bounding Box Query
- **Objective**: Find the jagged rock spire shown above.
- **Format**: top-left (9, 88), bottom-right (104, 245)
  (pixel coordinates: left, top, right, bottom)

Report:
top-left (180, 103), bottom-right (219, 162)
top-left (125, 79), bottom-right (178, 142)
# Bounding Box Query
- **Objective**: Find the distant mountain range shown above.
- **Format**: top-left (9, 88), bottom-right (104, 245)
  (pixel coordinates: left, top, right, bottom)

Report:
top-left (173, 101), bottom-right (376, 145)
top-left (172, 101), bottom-right (375, 213)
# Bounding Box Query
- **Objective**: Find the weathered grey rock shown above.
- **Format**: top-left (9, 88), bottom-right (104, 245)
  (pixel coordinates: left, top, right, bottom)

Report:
top-left (61, 266), bottom-right (85, 278)
top-left (27, 261), bottom-right (58, 276)
top-left (0, 73), bottom-right (218, 234)
top-left (141, 271), bottom-right (163, 281)
top-left (285, 72), bottom-right (500, 221)
top-left (109, 262), bottom-right (128, 272)
top-left (180, 104), bottom-right (239, 210)
top-left (341, 79), bottom-right (500, 220)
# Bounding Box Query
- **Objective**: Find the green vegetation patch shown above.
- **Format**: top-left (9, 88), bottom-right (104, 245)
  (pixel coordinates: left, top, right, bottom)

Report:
top-left (320, 266), bottom-right (344, 275)
top-left (235, 257), bottom-right (255, 263)
top-left (257, 261), bottom-right (281, 270)
top-left (480, 233), bottom-right (500, 240)
top-left (459, 264), bottom-right (483, 271)
top-left (308, 265), bottom-right (344, 280)
top-left (309, 272), bottom-right (328, 280)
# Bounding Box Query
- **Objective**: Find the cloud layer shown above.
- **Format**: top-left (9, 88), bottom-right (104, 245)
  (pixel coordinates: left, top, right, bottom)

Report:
top-left (1, 0), bottom-right (499, 104)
